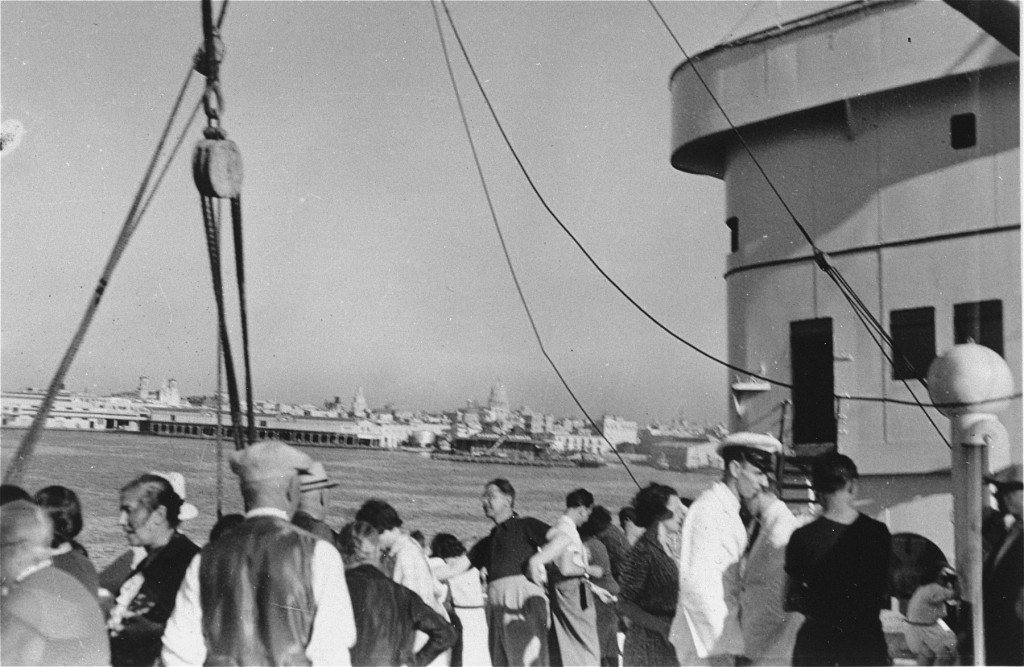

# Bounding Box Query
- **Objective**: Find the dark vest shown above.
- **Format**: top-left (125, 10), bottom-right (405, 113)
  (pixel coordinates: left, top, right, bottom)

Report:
top-left (199, 515), bottom-right (318, 666)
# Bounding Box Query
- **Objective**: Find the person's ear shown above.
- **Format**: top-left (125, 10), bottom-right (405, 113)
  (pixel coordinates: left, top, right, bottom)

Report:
top-left (286, 475), bottom-right (301, 504)
top-left (152, 505), bottom-right (168, 525)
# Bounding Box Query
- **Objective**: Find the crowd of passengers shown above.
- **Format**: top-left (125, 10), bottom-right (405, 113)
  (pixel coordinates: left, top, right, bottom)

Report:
top-left (1, 432), bottom-right (1021, 667)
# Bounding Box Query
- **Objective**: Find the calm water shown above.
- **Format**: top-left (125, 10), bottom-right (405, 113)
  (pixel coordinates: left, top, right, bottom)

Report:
top-left (0, 429), bottom-right (717, 569)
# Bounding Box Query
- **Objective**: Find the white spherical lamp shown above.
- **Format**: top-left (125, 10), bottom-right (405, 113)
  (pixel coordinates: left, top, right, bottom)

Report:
top-left (926, 343), bottom-right (1014, 418)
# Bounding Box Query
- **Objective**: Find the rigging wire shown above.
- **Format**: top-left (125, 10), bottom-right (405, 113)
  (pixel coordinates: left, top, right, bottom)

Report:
top-left (843, 391), bottom-right (1024, 408)
top-left (819, 257), bottom-right (950, 446)
top-left (431, 0), bottom-right (641, 489)
top-left (436, 1), bottom-right (790, 392)
top-left (433, 2), bottom-right (1016, 422)
top-left (646, 0), bottom-right (963, 447)
top-left (4, 67), bottom-right (203, 486)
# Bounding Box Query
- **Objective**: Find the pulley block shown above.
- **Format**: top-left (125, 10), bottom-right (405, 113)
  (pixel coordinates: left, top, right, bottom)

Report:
top-left (193, 131), bottom-right (243, 199)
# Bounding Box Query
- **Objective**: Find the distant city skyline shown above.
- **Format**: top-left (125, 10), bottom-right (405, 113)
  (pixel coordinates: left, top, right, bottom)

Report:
top-left (5, 374), bottom-right (724, 428)
top-left (2, 2), bottom-right (841, 428)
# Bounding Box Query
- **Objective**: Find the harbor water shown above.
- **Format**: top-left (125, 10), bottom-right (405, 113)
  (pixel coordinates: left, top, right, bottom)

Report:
top-left (0, 429), bottom-right (717, 568)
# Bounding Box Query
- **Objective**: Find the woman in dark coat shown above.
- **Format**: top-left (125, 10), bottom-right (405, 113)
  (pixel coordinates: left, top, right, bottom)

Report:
top-left (618, 483), bottom-right (687, 667)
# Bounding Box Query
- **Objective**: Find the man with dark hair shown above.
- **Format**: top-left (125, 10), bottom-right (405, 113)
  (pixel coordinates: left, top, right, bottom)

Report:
top-left (579, 507), bottom-right (625, 667)
top-left (784, 453), bottom-right (891, 666)
top-left (468, 478), bottom-right (552, 666)
top-left (585, 506), bottom-right (630, 582)
top-left (670, 432), bottom-right (782, 666)
top-left (339, 521), bottom-right (457, 667)
top-left (532, 488), bottom-right (599, 666)
top-left (357, 499), bottom-right (450, 665)
top-left (162, 441), bottom-right (356, 665)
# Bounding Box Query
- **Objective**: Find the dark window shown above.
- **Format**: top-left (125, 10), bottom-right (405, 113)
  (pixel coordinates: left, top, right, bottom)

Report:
top-left (954, 300), bottom-right (1003, 357)
top-left (890, 307), bottom-right (936, 380)
top-left (726, 216), bottom-right (739, 253)
top-left (790, 318), bottom-right (837, 445)
top-left (951, 113), bottom-right (976, 149)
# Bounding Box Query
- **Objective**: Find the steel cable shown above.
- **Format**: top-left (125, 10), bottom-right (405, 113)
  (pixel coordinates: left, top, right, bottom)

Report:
top-left (432, 0), bottom-right (641, 488)
top-left (5, 67), bottom-right (201, 485)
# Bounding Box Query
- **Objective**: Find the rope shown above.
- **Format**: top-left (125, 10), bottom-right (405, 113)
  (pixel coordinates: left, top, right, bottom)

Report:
top-left (230, 195), bottom-right (256, 445)
top-left (432, 0), bottom-right (641, 489)
top-left (214, 198), bottom-right (225, 519)
top-left (216, 296), bottom-right (225, 520)
top-left (4, 66), bottom-right (200, 485)
top-left (200, 193), bottom-right (247, 451)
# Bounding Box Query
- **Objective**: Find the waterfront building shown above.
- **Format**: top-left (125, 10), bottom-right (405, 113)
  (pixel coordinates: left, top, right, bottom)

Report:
top-left (157, 379), bottom-right (181, 407)
top-left (1, 388), bottom-right (148, 431)
top-left (143, 404), bottom-right (384, 447)
top-left (669, 0), bottom-right (1019, 560)
top-left (548, 432), bottom-right (609, 455)
top-left (599, 415), bottom-right (640, 448)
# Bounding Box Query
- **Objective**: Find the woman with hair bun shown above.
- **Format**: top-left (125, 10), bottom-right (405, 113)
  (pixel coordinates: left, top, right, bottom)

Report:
top-left (618, 482), bottom-right (688, 666)
top-left (33, 484), bottom-right (100, 600)
top-left (102, 472), bottom-right (200, 666)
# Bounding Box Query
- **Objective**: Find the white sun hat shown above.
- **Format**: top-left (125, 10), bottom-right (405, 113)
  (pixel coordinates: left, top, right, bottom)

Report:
top-left (149, 470), bottom-right (200, 521)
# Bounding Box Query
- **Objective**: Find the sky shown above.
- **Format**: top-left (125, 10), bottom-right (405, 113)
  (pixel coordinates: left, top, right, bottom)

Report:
top-left (1, 0), bottom-right (837, 425)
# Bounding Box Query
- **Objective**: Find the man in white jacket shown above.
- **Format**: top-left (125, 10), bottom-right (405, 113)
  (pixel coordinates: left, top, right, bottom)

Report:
top-left (669, 432), bottom-right (781, 666)
top-left (739, 484), bottom-right (804, 665)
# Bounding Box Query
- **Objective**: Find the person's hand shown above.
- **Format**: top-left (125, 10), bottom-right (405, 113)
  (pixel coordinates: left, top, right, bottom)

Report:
top-left (527, 554), bottom-right (547, 585)
top-left (591, 585), bottom-right (617, 604)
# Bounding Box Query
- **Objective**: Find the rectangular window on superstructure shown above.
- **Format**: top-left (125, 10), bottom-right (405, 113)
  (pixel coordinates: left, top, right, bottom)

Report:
top-left (950, 113), bottom-right (977, 150)
top-left (954, 300), bottom-right (1003, 357)
top-left (726, 216), bottom-right (739, 253)
top-left (890, 307), bottom-right (936, 381)
top-left (790, 318), bottom-right (837, 446)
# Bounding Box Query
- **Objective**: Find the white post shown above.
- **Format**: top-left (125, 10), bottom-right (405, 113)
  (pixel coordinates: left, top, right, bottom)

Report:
top-left (927, 343), bottom-right (1013, 666)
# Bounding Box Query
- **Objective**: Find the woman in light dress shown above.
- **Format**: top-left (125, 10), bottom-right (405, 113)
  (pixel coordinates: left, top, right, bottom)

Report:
top-left (429, 533), bottom-right (491, 667)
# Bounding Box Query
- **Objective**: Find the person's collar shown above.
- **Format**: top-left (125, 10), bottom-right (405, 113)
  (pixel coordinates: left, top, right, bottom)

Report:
top-left (712, 480), bottom-right (741, 512)
top-left (495, 511), bottom-right (518, 527)
top-left (347, 561), bottom-right (386, 576)
top-left (386, 532), bottom-right (419, 555)
top-left (15, 559), bottom-right (53, 583)
top-left (246, 507), bottom-right (289, 520)
top-left (51, 542), bottom-right (73, 556)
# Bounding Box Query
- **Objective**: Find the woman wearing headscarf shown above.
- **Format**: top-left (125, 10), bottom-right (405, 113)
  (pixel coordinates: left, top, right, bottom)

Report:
top-left (103, 472), bottom-right (200, 666)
